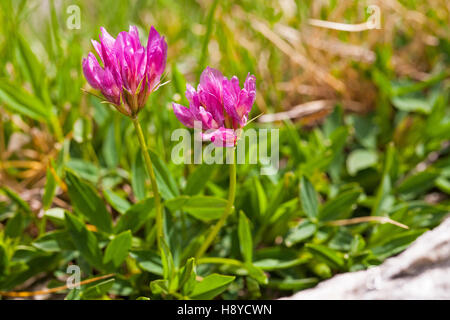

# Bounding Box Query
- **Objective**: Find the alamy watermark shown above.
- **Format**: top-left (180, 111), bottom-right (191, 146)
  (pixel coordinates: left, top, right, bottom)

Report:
top-left (66, 264), bottom-right (81, 289)
top-left (66, 5), bottom-right (81, 30)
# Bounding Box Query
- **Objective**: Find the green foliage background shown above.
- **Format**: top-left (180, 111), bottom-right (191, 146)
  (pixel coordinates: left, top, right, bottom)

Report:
top-left (0, 0), bottom-right (449, 299)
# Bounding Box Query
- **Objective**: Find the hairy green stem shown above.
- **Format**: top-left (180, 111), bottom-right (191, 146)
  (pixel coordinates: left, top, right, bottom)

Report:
top-left (132, 117), bottom-right (163, 251)
top-left (196, 148), bottom-right (236, 259)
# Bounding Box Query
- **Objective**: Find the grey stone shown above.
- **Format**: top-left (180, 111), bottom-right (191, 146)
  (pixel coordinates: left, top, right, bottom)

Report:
top-left (285, 216), bottom-right (450, 300)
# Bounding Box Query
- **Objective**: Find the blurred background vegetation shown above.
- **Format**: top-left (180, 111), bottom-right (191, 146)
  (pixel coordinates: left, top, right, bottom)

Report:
top-left (0, 0), bottom-right (449, 299)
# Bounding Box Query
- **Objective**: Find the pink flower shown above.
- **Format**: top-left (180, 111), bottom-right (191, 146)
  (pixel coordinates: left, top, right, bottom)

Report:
top-left (82, 26), bottom-right (167, 117)
top-left (172, 67), bottom-right (256, 147)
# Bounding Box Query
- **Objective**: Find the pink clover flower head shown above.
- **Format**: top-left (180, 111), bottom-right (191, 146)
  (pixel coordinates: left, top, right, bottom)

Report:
top-left (172, 67), bottom-right (256, 147)
top-left (82, 26), bottom-right (167, 117)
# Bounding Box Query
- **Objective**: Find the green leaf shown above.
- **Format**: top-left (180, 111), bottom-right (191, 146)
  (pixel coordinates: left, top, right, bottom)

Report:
top-left (309, 259), bottom-right (332, 278)
top-left (352, 114), bottom-right (377, 149)
top-left (165, 196), bottom-right (228, 222)
top-left (284, 120), bottom-right (305, 163)
top-left (396, 170), bottom-right (440, 198)
top-left (268, 198), bottom-right (298, 225)
top-left (1, 187), bottom-right (30, 239)
top-left (164, 195), bottom-right (189, 212)
top-left (102, 123), bottom-right (119, 168)
top-left (190, 273), bottom-right (235, 300)
top-left (318, 188), bottom-right (362, 221)
top-left (32, 230), bottom-right (75, 252)
top-left (238, 212), bottom-right (253, 263)
top-left (436, 177), bottom-right (450, 194)
top-left (391, 72), bottom-right (448, 96)
top-left (15, 34), bottom-right (46, 98)
top-left (372, 184), bottom-right (392, 216)
top-left (245, 264), bottom-right (268, 285)
top-left (160, 238), bottom-right (175, 281)
top-left (346, 149), bottom-right (378, 176)
top-left (66, 159), bottom-right (99, 184)
top-left (391, 95), bottom-right (432, 114)
top-left (253, 177), bottom-right (268, 217)
top-left (253, 257), bottom-right (309, 271)
top-left (264, 175), bottom-right (290, 220)
top-left (306, 244), bottom-right (345, 270)
top-left (0, 244), bottom-right (7, 276)
top-left (370, 229), bottom-right (426, 260)
top-left (285, 220), bottom-right (317, 247)
top-left (0, 79), bottom-right (49, 121)
top-left (65, 171), bottom-right (112, 233)
top-left (0, 253), bottom-right (60, 291)
top-left (132, 152), bottom-right (147, 201)
top-left (328, 127), bottom-right (348, 182)
top-left (350, 235), bottom-right (366, 255)
top-left (42, 167), bottom-right (57, 210)
top-left (184, 163), bottom-right (217, 196)
top-left (150, 279), bottom-right (169, 295)
top-left (1, 186), bottom-right (32, 214)
top-left (130, 250), bottom-right (163, 276)
top-left (64, 212), bottom-right (103, 270)
top-left (114, 197), bottom-right (154, 234)
top-left (329, 229), bottom-right (354, 251)
top-left (4, 211), bottom-right (27, 239)
top-left (179, 258), bottom-right (196, 295)
top-left (148, 149), bottom-right (179, 200)
top-left (323, 106), bottom-right (343, 137)
top-left (299, 176), bottom-right (319, 221)
top-left (48, 0), bottom-right (63, 59)
top-left (268, 278), bottom-right (318, 291)
top-left (103, 189), bottom-right (131, 215)
top-left (246, 277), bottom-right (261, 298)
top-left (44, 208), bottom-right (66, 224)
top-left (81, 278), bottom-right (115, 300)
top-left (372, 148), bottom-right (394, 216)
top-left (103, 231), bottom-right (132, 270)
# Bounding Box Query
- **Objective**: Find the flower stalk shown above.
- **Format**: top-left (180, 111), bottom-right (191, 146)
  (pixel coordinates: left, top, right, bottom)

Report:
top-left (82, 25), bottom-right (167, 252)
top-left (132, 116), bottom-right (163, 250)
top-left (196, 147), bottom-right (236, 259)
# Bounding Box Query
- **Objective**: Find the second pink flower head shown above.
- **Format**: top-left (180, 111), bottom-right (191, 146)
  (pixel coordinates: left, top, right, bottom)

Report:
top-left (83, 26), bottom-right (167, 117)
top-left (173, 67), bottom-right (256, 147)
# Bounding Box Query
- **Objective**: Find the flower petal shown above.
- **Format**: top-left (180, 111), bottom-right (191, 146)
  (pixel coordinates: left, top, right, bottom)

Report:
top-left (223, 73), bottom-right (256, 127)
top-left (100, 67), bottom-right (122, 105)
top-left (173, 103), bottom-right (195, 128)
top-left (198, 106), bottom-right (218, 129)
top-left (244, 73), bottom-right (256, 92)
top-left (100, 39), bottom-right (122, 88)
top-left (222, 76), bottom-right (241, 123)
top-left (185, 84), bottom-right (201, 115)
top-left (128, 25), bottom-right (141, 49)
top-left (82, 53), bottom-right (103, 90)
top-left (147, 26), bottom-right (167, 82)
top-left (198, 89), bottom-right (224, 125)
top-left (99, 27), bottom-right (116, 52)
top-left (91, 40), bottom-right (103, 62)
top-left (237, 74), bottom-right (256, 125)
top-left (197, 67), bottom-right (225, 124)
top-left (199, 66), bottom-right (224, 100)
top-left (202, 127), bottom-right (237, 147)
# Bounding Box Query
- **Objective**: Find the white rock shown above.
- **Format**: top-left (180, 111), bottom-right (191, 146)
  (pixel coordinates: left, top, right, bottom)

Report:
top-left (285, 216), bottom-right (450, 300)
